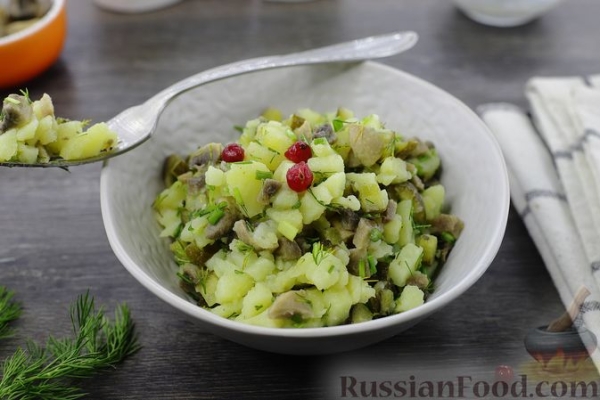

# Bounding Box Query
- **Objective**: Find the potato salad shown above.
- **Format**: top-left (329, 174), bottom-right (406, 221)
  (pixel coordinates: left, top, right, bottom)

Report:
top-left (0, 92), bottom-right (117, 163)
top-left (153, 107), bottom-right (463, 328)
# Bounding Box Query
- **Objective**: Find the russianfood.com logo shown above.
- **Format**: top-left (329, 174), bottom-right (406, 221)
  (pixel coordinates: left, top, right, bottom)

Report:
top-left (333, 286), bottom-right (599, 399)
top-left (338, 374), bottom-right (599, 398)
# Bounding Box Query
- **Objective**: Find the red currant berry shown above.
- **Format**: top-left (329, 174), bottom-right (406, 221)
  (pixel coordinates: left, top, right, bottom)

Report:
top-left (286, 161), bottom-right (313, 192)
top-left (221, 143), bottom-right (245, 162)
top-left (284, 141), bottom-right (312, 163)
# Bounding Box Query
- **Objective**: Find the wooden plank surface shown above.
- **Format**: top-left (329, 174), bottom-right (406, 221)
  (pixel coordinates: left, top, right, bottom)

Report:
top-left (1, 0), bottom-right (598, 398)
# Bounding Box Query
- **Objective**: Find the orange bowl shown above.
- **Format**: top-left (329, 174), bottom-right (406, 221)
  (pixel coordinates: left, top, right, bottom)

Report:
top-left (0, 0), bottom-right (67, 89)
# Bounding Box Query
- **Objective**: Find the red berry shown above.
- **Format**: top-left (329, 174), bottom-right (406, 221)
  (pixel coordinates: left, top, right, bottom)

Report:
top-left (222, 143), bottom-right (245, 162)
top-left (285, 141), bottom-right (312, 163)
top-left (286, 162), bottom-right (313, 192)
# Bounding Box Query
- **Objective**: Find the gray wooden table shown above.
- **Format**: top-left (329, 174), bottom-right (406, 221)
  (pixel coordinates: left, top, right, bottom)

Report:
top-left (1, 0), bottom-right (599, 399)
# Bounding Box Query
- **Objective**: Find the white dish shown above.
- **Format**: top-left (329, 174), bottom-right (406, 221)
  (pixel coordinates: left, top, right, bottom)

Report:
top-left (100, 61), bottom-right (510, 354)
top-left (454, 0), bottom-right (563, 27)
top-left (93, 0), bottom-right (183, 14)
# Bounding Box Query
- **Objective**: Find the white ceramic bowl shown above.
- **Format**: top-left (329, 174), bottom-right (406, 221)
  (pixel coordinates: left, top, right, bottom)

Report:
top-left (100, 61), bottom-right (509, 355)
top-left (454, 0), bottom-right (563, 27)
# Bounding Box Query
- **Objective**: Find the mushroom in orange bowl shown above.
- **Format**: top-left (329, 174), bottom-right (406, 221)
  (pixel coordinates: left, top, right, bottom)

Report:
top-left (0, 0), bottom-right (66, 89)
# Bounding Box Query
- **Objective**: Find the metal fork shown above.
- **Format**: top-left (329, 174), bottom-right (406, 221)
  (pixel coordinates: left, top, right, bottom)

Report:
top-left (1, 31), bottom-right (418, 168)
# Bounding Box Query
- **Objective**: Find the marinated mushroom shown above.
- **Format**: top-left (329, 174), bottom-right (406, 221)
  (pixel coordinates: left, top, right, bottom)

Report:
top-left (1, 0), bottom-right (51, 39)
top-left (257, 178), bottom-right (281, 204)
top-left (430, 214), bottom-right (465, 239)
top-left (204, 200), bottom-right (241, 240)
top-left (188, 142), bottom-right (223, 169)
top-left (348, 124), bottom-right (389, 167)
top-left (274, 237), bottom-right (302, 261)
top-left (339, 208), bottom-right (361, 231)
top-left (1, 94), bottom-right (32, 132)
top-left (268, 290), bottom-right (313, 320)
top-left (383, 199), bottom-right (397, 223)
top-left (352, 218), bottom-right (379, 250)
top-left (232, 220), bottom-right (278, 251)
top-left (313, 123), bottom-right (337, 144)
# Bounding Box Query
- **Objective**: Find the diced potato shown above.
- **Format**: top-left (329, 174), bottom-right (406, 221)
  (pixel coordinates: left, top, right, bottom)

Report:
top-left (246, 141), bottom-right (281, 171)
top-left (206, 252), bottom-right (238, 278)
top-left (266, 208), bottom-right (303, 233)
top-left (277, 220), bottom-right (299, 241)
top-left (346, 275), bottom-right (376, 304)
top-left (261, 107), bottom-right (283, 122)
top-left (310, 139), bottom-right (336, 157)
top-left (295, 108), bottom-right (327, 127)
top-left (346, 172), bottom-right (388, 212)
top-left (377, 157), bottom-right (411, 185)
top-left (0, 130), bottom-right (18, 161)
top-left (210, 299), bottom-right (243, 319)
top-left (16, 119), bottom-right (39, 141)
top-left (331, 195), bottom-right (361, 211)
top-left (197, 272), bottom-right (219, 307)
top-left (397, 199), bottom-right (414, 246)
top-left (243, 255), bottom-right (276, 282)
top-left (251, 220), bottom-right (279, 250)
top-left (156, 208), bottom-right (181, 238)
top-left (271, 187), bottom-right (299, 209)
top-left (59, 122), bottom-right (117, 160)
top-left (417, 234), bottom-right (438, 264)
top-left (205, 166), bottom-right (225, 187)
top-left (257, 121), bottom-right (295, 156)
top-left (35, 115), bottom-right (58, 145)
top-left (154, 181), bottom-right (187, 210)
top-left (240, 308), bottom-right (286, 328)
top-left (47, 120), bottom-right (83, 154)
top-left (225, 161), bottom-right (270, 217)
top-left (318, 172), bottom-right (345, 199)
top-left (239, 118), bottom-right (262, 148)
top-left (395, 285), bottom-right (425, 312)
top-left (16, 143), bottom-right (39, 163)
top-left (322, 286), bottom-right (353, 326)
top-left (241, 283), bottom-right (273, 318)
top-left (311, 184), bottom-right (333, 205)
top-left (423, 184), bottom-right (445, 220)
top-left (383, 214), bottom-right (403, 244)
top-left (32, 93), bottom-right (54, 119)
top-left (302, 251), bottom-right (348, 291)
top-left (215, 270), bottom-right (255, 304)
top-left (190, 219), bottom-right (214, 249)
top-left (388, 243), bottom-right (423, 287)
top-left (273, 160), bottom-right (295, 183)
top-left (307, 154), bottom-right (344, 178)
top-left (299, 189), bottom-right (326, 224)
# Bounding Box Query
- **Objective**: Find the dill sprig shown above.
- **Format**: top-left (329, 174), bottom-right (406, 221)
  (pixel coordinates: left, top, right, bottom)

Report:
top-left (0, 291), bottom-right (140, 400)
top-left (0, 287), bottom-right (21, 340)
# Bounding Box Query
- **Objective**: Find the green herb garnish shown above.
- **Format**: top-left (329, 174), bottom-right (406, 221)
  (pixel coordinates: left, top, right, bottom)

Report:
top-left (255, 170), bottom-right (273, 180)
top-left (0, 289), bottom-right (140, 400)
top-left (0, 287), bottom-right (21, 340)
top-left (332, 119), bottom-right (346, 132)
top-left (3, 97), bottom-right (20, 105)
top-left (369, 228), bottom-right (383, 242)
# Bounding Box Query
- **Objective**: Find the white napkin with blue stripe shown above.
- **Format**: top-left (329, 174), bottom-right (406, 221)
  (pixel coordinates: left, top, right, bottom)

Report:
top-left (478, 75), bottom-right (600, 371)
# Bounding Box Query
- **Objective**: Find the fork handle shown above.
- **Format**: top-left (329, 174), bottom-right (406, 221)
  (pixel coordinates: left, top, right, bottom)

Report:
top-left (142, 31), bottom-right (418, 115)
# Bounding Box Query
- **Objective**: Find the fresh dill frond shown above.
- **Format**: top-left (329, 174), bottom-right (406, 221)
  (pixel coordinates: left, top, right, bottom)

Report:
top-left (0, 287), bottom-right (21, 340)
top-left (0, 291), bottom-right (140, 400)
top-left (19, 88), bottom-right (31, 103)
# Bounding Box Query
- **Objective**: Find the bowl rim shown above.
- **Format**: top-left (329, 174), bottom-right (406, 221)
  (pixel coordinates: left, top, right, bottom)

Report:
top-left (0, 0), bottom-right (65, 46)
top-left (100, 60), bottom-right (510, 338)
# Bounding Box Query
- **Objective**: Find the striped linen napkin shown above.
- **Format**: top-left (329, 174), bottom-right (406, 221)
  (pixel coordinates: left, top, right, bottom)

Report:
top-left (478, 75), bottom-right (600, 371)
